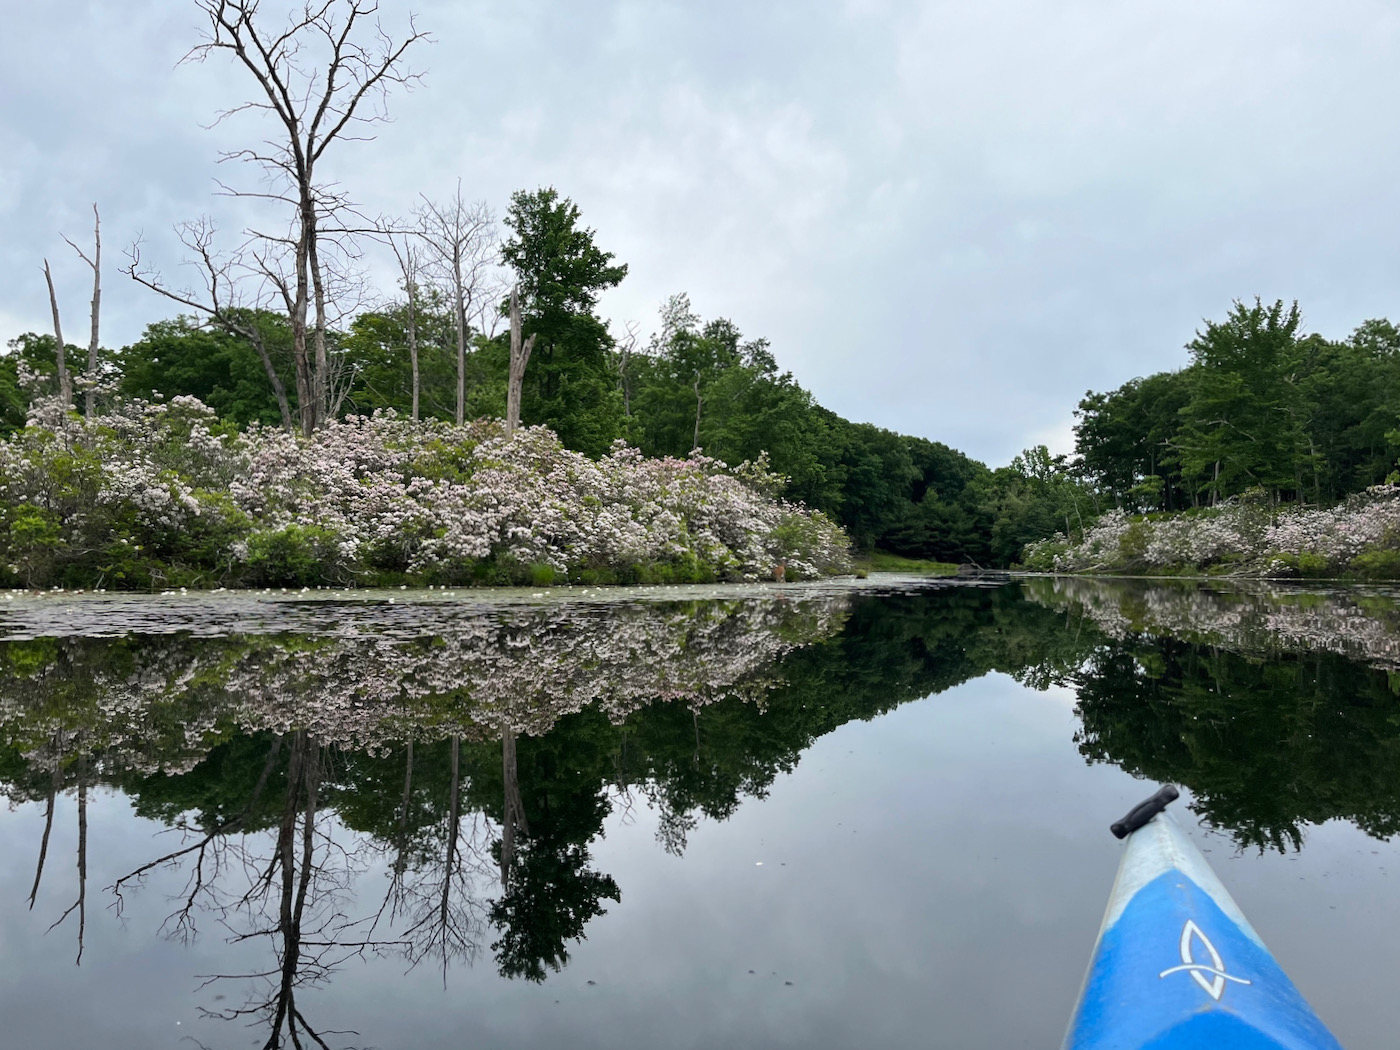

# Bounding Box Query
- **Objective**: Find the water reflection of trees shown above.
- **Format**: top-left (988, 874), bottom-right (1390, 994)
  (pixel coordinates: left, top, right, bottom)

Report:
top-left (1025, 578), bottom-right (1400, 852)
top-left (0, 594), bottom-right (857, 1046)
top-left (11, 582), bottom-right (1400, 1043)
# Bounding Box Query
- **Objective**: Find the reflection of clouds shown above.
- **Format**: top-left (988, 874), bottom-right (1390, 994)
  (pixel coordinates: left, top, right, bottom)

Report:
top-left (1027, 577), bottom-right (1400, 670)
top-left (0, 592), bottom-right (851, 785)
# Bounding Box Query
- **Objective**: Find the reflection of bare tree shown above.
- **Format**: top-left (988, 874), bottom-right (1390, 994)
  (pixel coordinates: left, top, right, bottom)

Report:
top-left (108, 732), bottom-right (405, 1049)
top-left (0, 592), bottom-right (851, 1044)
top-left (385, 735), bottom-right (494, 981)
top-left (500, 730), bottom-right (529, 889)
top-left (19, 729), bottom-right (91, 963)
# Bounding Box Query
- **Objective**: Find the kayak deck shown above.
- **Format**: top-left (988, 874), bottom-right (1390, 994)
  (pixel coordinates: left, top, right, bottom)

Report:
top-left (1063, 805), bottom-right (1344, 1050)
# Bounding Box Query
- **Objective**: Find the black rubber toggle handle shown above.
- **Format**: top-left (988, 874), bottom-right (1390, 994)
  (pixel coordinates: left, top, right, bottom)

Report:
top-left (1110, 784), bottom-right (1180, 839)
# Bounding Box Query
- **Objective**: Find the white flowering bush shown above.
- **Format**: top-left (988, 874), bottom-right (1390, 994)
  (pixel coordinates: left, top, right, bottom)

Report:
top-left (0, 397), bottom-right (850, 589)
top-left (1022, 487), bottom-right (1400, 579)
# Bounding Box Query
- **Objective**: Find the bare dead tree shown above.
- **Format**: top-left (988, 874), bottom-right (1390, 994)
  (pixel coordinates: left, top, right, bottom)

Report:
top-left (418, 189), bottom-right (499, 425)
top-left (41, 260), bottom-right (73, 410)
top-left (692, 371), bottom-right (703, 451)
top-left (125, 221), bottom-right (295, 431)
top-left (61, 204), bottom-right (102, 418)
top-left (500, 730), bottom-right (529, 888)
top-left (184, 0), bottom-right (429, 434)
top-left (615, 319), bottom-right (640, 418)
top-left (505, 286), bottom-right (536, 437)
top-left (48, 752), bottom-right (89, 965)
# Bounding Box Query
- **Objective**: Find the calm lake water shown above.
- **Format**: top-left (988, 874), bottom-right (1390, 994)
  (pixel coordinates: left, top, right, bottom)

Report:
top-left (2, 576), bottom-right (1398, 1049)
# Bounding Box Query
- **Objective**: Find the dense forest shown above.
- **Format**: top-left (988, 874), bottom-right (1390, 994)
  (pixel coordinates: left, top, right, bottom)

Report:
top-left (1074, 299), bottom-right (1400, 511)
top-left (2, 187), bottom-right (1091, 571)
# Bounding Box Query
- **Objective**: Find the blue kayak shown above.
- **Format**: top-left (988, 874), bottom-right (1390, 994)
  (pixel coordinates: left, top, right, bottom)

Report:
top-left (1063, 786), bottom-right (1345, 1050)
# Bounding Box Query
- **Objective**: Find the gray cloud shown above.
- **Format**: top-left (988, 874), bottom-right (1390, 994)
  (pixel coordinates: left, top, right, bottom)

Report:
top-left (3, 0), bottom-right (1398, 464)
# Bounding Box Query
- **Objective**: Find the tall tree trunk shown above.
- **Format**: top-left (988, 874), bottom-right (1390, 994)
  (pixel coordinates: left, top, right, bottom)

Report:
top-left (506, 286), bottom-right (535, 438)
top-left (692, 373), bottom-right (703, 451)
top-left (310, 226), bottom-right (329, 429)
top-left (42, 260), bottom-right (72, 410)
top-left (454, 245), bottom-right (466, 426)
top-left (293, 202), bottom-right (315, 436)
top-left (247, 328), bottom-right (295, 433)
top-left (406, 275), bottom-right (420, 422)
top-left (64, 204), bottom-right (102, 418)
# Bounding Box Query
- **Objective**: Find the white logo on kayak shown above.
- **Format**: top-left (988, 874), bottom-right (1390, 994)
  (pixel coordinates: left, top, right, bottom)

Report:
top-left (1158, 920), bottom-right (1252, 1001)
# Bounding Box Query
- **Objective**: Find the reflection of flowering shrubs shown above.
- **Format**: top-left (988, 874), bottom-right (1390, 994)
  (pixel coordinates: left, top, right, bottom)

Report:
top-left (1026, 575), bottom-right (1400, 671)
top-left (1023, 487), bottom-right (1400, 578)
top-left (0, 399), bottom-right (850, 588)
top-left (0, 591), bottom-right (851, 782)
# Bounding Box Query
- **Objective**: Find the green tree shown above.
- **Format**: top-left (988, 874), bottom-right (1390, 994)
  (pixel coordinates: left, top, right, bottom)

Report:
top-left (341, 291), bottom-right (507, 422)
top-left (1074, 369), bottom-right (1191, 511)
top-left (501, 188), bottom-right (628, 456)
top-left (1176, 299), bottom-right (1312, 504)
top-left (115, 314), bottom-right (298, 428)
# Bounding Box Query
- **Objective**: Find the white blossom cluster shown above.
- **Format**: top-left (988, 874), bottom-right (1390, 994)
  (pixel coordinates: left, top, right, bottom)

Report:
top-left (0, 592), bottom-right (849, 791)
top-left (0, 397), bottom-right (850, 586)
top-left (1022, 487), bottom-right (1400, 578)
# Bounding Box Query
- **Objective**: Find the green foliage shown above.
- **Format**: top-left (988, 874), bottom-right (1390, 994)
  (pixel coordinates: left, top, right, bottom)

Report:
top-left (1076, 302), bottom-right (1400, 512)
top-left (0, 503), bottom-right (64, 586)
top-left (116, 315), bottom-right (297, 428)
top-left (1350, 549), bottom-right (1400, 580)
top-left (502, 187), bottom-right (628, 457)
top-left (241, 524), bottom-right (348, 587)
top-left (853, 550), bottom-right (959, 574)
top-left (1075, 370), bottom-right (1191, 512)
top-left (1177, 299), bottom-right (1312, 502)
top-left (340, 289), bottom-right (508, 422)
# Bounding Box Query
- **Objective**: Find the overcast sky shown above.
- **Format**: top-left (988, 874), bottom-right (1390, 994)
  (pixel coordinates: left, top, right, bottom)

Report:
top-left (3, 0), bottom-right (1399, 465)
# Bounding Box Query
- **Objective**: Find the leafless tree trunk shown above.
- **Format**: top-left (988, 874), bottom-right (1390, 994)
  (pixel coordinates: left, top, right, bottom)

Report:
top-left (186, 0), bottom-right (428, 434)
top-left (418, 189), bottom-right (498, 426)
top-left (692, 372), bottom-right (703, 451)
top-left (506, 286), bottom-right (535, 437)
top-left (28, 759), bottom-right (61, 910)
top-left (387, 233), bottom-right (423, 420)
top-left (500, 729), bottom-right (529, 889)
top-left (62, 204), bottom-right (102, 418)
top-left (616, 319), bottom-right (639, 418)
top-left (42, 260), bottom-right (73, 410)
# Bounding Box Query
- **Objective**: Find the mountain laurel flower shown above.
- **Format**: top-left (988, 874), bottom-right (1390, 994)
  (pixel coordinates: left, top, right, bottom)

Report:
top-left (0, 399), bottom-right (851, 588)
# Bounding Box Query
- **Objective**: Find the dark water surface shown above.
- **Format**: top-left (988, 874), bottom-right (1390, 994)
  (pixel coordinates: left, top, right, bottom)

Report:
top-left (2, 576), bottom-right (1398, 1049)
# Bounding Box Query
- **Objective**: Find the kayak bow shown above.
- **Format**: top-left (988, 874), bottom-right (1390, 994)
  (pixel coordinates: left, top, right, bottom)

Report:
top-left (1063, 786), bottom-right (1345, 1050)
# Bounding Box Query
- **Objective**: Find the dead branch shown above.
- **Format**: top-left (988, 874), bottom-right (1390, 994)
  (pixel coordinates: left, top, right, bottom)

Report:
top-left (61, 203), bottom-right (102, 417)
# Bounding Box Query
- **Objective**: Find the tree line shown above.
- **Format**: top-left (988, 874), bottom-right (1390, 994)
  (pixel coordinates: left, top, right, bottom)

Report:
top-left (1075, 299), bottom-right (1400, 511)
top-left (1, 262), bottom-right (1089, 568)
top-left (8, 180), bottom-right (1091, 568)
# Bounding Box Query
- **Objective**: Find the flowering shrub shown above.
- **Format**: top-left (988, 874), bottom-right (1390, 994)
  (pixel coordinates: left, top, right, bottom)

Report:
top-left (1022, 488), bottom-right (1400, 578)
top-left (0, 397), bottom-right (850, 589)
